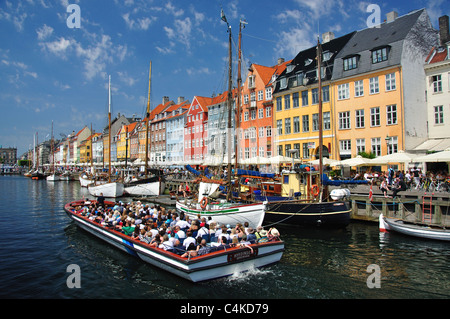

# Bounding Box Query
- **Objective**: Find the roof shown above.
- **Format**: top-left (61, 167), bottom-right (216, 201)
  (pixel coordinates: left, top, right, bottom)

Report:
top-left (149, 100), bottom-right (174, 121)
top-left (274, 31), bottom-right (355, 93)
top-left (333, 9), bottom-right (429, 79)
top-left (425, 46), bottom-right (449, 64)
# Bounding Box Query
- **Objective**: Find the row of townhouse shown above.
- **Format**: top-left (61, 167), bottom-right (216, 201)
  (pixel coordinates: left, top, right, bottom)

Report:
top-left (45, 9), bottom-right (450, 170)
top-left (273, 9), bottom-right (450, 164)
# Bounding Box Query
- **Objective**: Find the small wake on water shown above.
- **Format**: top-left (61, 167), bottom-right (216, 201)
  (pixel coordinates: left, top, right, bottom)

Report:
top-left (226, 266), bottom-right (277, 283)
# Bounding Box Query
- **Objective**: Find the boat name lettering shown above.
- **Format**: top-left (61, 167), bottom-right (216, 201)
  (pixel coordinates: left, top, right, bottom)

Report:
top-left (227, 248), bottom-right (258, 262)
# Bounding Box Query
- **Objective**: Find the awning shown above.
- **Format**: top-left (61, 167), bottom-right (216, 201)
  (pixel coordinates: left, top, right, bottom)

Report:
top-left (412, 138), bottom-right (450, 152)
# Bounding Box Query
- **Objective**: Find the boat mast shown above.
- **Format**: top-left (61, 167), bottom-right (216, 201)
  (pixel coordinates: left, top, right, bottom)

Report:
top-left (226, 18), bottom-right (233, 201)
top-left (145, 61), bottom-right (152, 178)
top-left (51, 120), bottom-right (54, 174)
top-left (108, 75), bottom-right (111, 183)
top-left (317, 38), bottom-right (323, 201)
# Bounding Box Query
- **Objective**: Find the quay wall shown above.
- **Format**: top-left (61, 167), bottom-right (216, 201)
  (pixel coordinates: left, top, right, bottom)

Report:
top-left (348, 193), bottom-right (450, 227)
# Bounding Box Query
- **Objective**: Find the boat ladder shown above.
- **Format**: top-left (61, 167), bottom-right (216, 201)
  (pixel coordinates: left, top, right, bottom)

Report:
top-left (422, 194), bottom-right (433, 224)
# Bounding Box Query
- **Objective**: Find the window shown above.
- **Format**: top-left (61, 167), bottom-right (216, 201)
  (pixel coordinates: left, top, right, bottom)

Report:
top-left (369, 77), bottom-right (379, 94)
top-left (344, 56), bottom-right (358, 70)
top-left (323, 112), bottom-right (330, 130)
top-left (387, 136), bottom-right (398, 155)
top-left (311, 88), bottom-right (319, 104)
top-left (293, 116), bottom-right (300, 133)
top-left (266, 126), bottom-right (272, 137)
top-left (355, 109), bottom-right (365, 128)
top-left (370, 107), bottom-right (380, 127)
top-left (278, 145), bottom-right (283, 156)
top-left (251, 109), bottom-right (256, 120)
top-left (258, 90), bottom-right (264, 101)
top-left (280, 77), bottom-right (287, 89)
top-left (356, 138), bottom-right (365, 154)
top-left (338, 83), bottom-right (349, 100)
top-left (312, 113), bottom-right (319, 131)
top-left (265, 87), bottom-right (272, 100)
top-left (302, 115), bottom-right (309, 132)
top-left (285, 118), bottom-right (291, 134)
top-left (266, 107), bottom-right (271, 118)
top-left (340, 140), bottom-right (351, 155)
top-left (354, 80), bottom-right (364, 97)
top-left (259, 127), bottom-right (264, 138)
top-left (386, 104), bottom-right (397, 125)
top-left (302, 143), bottom-right (310, 158)
top-left (323, 85), bottom-right (330, 102)
top-left (285, 144), bottom-right (291, 158)
top-left (432, 75), bottom-right (442, 93)
top-left (293, 92), bottom-right (299, 108)
top-left (371, 137), bottom-right (381, 156)
top-left (277, 119), bottom-right (283, 135)
top-left (244, 111), bottom-right (249, 121)
top-left (385, 73), bottom-right (396, 91)
top-left (284, 95), bottom-right (290, 110)
top-left (434, 105), bottom-right (444, 124)
top-left (258, 108), bottom-right (264, 119)
top-left (372, 47), bottom-right (388, 63)
top-left (259, 146), bottom-right (265, 157)
top-left (248, 75), bottom-right (256, 88)
top-left (301, 91), bottom-right (308, 106)
top-left (276, 97), bottom-right (282, 111)
top-left (338, 111), bottom-right (351, 129)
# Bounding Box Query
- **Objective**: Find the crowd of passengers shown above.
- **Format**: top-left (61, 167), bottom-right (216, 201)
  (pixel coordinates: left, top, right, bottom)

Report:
top-left (74, 200), bottom-right (280, 258)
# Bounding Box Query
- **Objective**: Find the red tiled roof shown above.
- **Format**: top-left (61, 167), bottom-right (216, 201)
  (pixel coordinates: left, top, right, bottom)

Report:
top-left (426, 46), bottom-right (448, 64)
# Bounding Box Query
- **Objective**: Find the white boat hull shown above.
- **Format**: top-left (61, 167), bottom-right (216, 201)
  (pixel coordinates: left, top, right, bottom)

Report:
top-left (88, 182), bottom-right (124, 198)
top-left (124, 181), bottom-right (163, 196)
top-left (46, 174), bottom-right (60, 181)
top-left (380, 214), bottom-right (450, 241)
top-left (79, 175), bottom-right (94, 187)
top-left (176, 200), bottom-right (266, 228)
top-left (64, 200), bottom-right (284, 282)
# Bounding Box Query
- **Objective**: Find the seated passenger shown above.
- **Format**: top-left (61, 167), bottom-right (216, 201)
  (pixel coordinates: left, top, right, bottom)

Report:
top-left (159, 234), bottom-right (174, 251)
top-left (183, 231), bottom-right (196, 250)
top-left (246, 227), bottom-right (257, 244)
top-left (196, 239), bottom-right (210, 256)
top-left (257, 230), bottom-right (269, 243)
top-left (121, 220), bottom-right (135, 236)
top-left (268, 228), bottom-right (280, 241)
top-left (181, 243), bottom-right (197, 258)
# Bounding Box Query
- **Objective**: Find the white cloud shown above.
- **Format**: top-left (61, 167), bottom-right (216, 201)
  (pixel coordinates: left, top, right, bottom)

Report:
top-left (165, 2), bottom-right (184, 17)
top-left (117, 71), bottom-right (136, 86)
top-left (36, 24), bottom-right (54, 40)
top-left (165, 17), bottom-right (193, 50)
top-left (275, 9), bottom-right (303, 23)
top-left (40, 37), bottom-right (73, 59)
top-left (122, 12), bottom-right (156, 30)
top-left (276, 27), bottom-right (314, 58)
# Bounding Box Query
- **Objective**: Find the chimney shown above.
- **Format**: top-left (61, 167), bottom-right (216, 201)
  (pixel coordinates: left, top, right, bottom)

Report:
top-left (386, 11), bottom-right (398, 23)
top-left (277, 58), bottom-right (285, 65)
top-left (322, 31), bottom-right (335, 44)
top-left (177, 96), bottom-right (185, 104)
top-left (162, 96), bottom-right (170, 104)
top-left (439, 15), bottom-right (450, 46)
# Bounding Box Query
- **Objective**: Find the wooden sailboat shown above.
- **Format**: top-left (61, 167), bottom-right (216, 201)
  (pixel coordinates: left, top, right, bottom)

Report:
top-left (31, 132), bottom-right (45, 180)
top-left (123, 61), bottom-right (165, 197)
top-left (176, 16), bottom-right (266, 228)
top-left (88, 75), bottom-right (124, 198)
top-left (249, 39), bottom-right (352, 228)
top-left (47, 121), bottom-right (60, 181)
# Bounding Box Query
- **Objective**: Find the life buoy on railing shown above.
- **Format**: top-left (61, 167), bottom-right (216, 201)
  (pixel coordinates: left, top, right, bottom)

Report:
top-left (200, 197), bottom-right (208, 210)
top-left (310, 184), bottom-right (320, 197)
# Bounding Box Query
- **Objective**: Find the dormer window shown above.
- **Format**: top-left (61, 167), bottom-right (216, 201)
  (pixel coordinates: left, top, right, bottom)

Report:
top-left (286, 64), bottom-right (295, 73)
top-left (323, 50), bottom-right (333, 62)
top-left (280, 77), bottom-right (287, 89)
top-left (371, 46), bottom-right (390, 64)
top-left (343, 55), bottom-right (358, 71)
top-left (304, 58), bottom-right (313, 66)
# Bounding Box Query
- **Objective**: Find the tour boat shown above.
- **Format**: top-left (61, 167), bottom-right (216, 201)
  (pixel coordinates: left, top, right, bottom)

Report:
top-left (379, 214), bottom-right (450, 241)
top-left (64, 199), bottom-right (284, 282)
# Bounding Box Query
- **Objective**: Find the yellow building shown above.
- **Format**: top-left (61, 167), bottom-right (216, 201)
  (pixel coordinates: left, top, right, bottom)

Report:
top-left (273, 32), bottom-right (355, 162)
top-left (331, 9), bottom-right (437, 160)
top-left (117, 122), bottom-right (138, 161)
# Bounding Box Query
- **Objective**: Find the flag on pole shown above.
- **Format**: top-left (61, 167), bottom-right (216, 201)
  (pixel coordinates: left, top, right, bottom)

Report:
top-left (221, 8), bottom-right (227, 23)
top-left (369, 183), bottom-right (373, 202)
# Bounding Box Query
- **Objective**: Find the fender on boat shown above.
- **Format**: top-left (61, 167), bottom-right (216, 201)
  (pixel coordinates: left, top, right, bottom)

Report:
top-left (379, 214), bottom-right (389, 232)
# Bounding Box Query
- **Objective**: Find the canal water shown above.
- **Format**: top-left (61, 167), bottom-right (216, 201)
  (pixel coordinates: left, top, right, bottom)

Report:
top-left (0, 175), bottom-right (449, 300)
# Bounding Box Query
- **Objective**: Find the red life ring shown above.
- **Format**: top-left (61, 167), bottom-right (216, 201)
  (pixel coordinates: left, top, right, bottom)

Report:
top-left (200, 197), bottom-right (208, 209)
top-left (310, 184), bottom-right (320, 197)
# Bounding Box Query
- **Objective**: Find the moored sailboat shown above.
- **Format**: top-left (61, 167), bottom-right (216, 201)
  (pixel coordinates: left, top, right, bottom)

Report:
top-left (88, 75), bottom-right (124, 198)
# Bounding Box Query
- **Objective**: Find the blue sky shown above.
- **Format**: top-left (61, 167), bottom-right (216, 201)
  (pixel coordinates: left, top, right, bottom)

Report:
top-left (0, 0), bottom-right (448, 156)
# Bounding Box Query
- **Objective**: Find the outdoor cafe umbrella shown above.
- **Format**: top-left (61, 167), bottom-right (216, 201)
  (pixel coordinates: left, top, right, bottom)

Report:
top-left (370, 151), bottom-right (418, 165)
top-left (414, 149), bottom-right (450, 163)
top-left (339, 155), bottom-right (374, 167)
